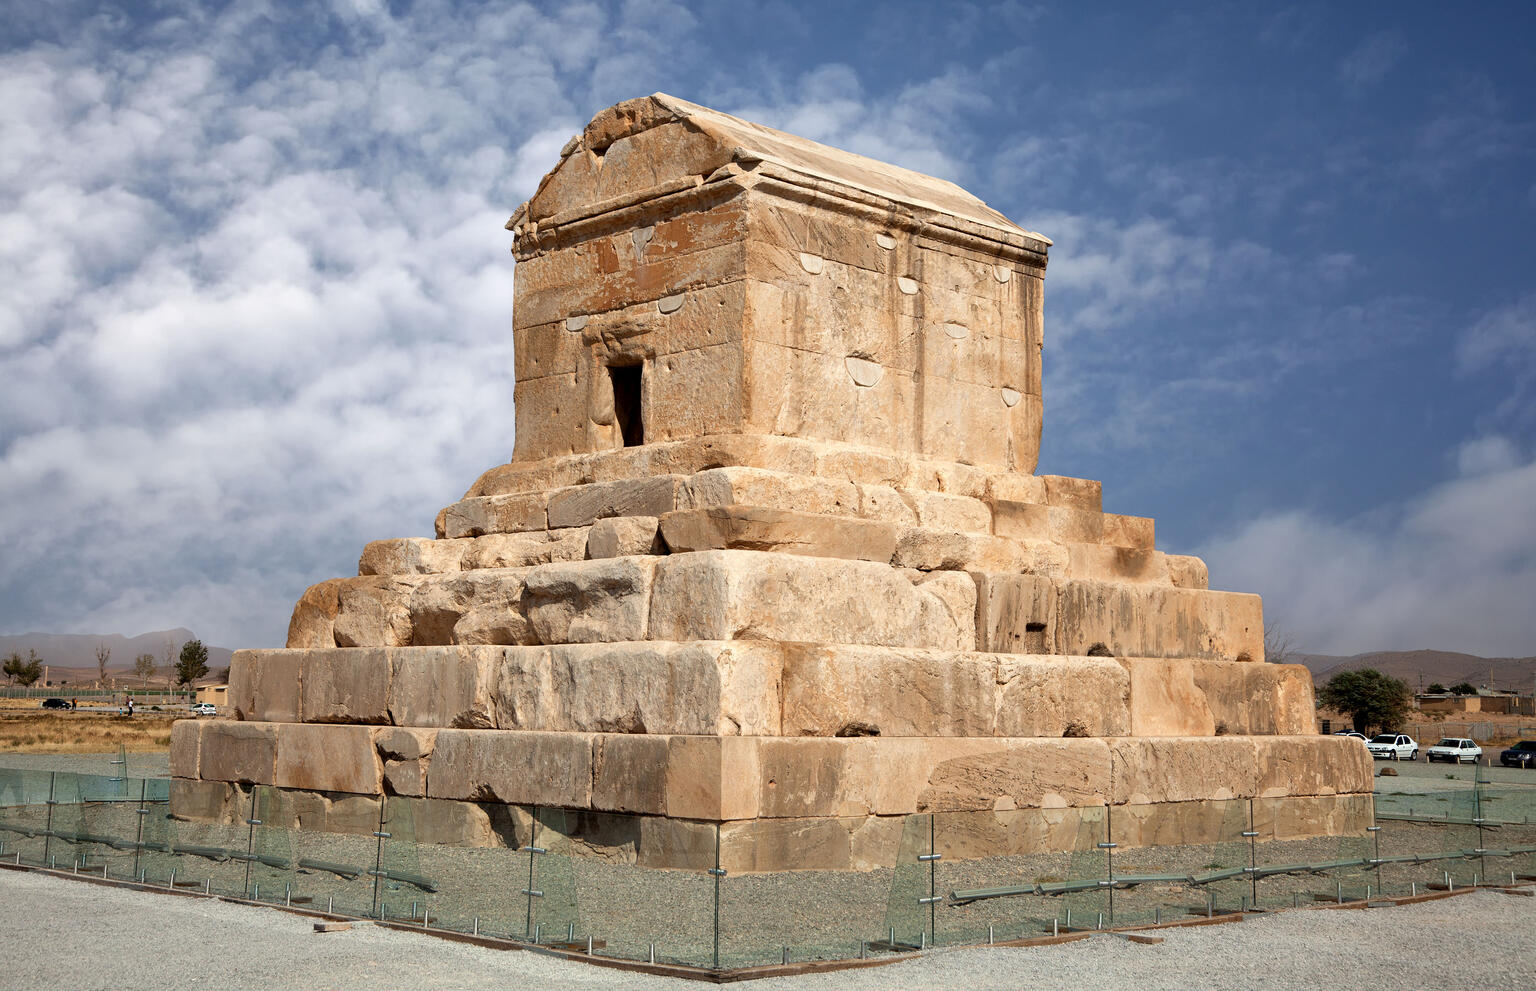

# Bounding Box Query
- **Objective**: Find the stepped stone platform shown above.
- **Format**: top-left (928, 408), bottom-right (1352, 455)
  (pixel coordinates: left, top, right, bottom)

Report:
top-left (170, 94), bottom-right (1371, 870)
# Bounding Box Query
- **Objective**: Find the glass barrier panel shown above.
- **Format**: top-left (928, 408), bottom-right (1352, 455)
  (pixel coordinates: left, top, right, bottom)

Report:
top-left (1255, 795), bottom-right (1375, 907)
top-left (1108, 798), bottom-right (1251, 925)
top-left (245, 786), bottom-right (299, 906)
top-left (715, 814), bottom-right (896, 967)
top-left (1058, 805), bottom-right (1108, 930)
top-left (0, 769), bottom-right (55, 866)
top-left (882, 813), bottom-right (932, 951)
top-left (283, 791), bottom-right (385, 920)
top-left (934, 807), bottom-right (1080, 945)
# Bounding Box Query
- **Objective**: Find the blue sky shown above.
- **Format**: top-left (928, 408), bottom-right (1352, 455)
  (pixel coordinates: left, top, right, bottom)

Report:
top-left (1, 0), bottom-right (1533, 656)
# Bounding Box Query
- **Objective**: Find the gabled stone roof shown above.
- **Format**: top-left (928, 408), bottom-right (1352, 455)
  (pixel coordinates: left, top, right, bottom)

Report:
top-left (512, 93), bottom-right (1048, 246)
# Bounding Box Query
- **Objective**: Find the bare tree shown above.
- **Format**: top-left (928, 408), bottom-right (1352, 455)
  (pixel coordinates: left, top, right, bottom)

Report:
top-left (1263, 621), bottom-right (1298, 665)
top-left (161, 639), bottom-right (177, 692)
top-left (95, 644), bottom-right (111, 687)
top-left (133, 652), bottom-right (157, 686)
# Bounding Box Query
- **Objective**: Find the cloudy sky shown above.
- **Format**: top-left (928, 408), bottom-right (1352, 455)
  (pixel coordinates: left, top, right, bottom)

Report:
top-left (2, 1), bottom-right (1533, 657)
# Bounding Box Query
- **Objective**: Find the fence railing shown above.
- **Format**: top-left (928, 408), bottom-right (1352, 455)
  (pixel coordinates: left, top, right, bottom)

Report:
top-left (0, 764), bottom-right (1532, 973)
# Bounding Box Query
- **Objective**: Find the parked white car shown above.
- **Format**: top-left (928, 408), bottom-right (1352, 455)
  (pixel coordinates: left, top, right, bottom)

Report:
top-left (190, 702), bottom-right (218, 716)
top-left (1425, 738), bottom-right (1482, 764)
top-left (1367, 733), bottom-right (1418, 760)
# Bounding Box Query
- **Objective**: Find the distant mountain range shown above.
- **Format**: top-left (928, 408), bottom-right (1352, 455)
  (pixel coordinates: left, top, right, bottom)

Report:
top-left (1297, 649), bottom-right (1536, 693)
top-left (0, 628), bottom-right (234, 684)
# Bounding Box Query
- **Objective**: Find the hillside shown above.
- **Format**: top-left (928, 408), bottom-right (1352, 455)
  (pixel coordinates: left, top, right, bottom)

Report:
top-left (0, 629), bottom-right (234, 684)
top-left (1298, 649), bottom-right (1536, 692)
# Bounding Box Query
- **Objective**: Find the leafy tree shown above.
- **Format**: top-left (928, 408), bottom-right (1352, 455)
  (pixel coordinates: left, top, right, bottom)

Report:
top-left (161, 639), bottom-right (177, 689)
top-left (133, 652), bottom-right (157, 685)
top-left (1449, 682), bottom-right (1478, 696)
top-left (1317, 668), bottom-right (1412, 734)
top-left (1427, 683), bottom-right (1447, 694)
top-left (175, 639), bottom-right (209, 687)
top-left (3, 650), bottom-right (44, 687)
top-left (95, 644), bottom-right (111, 686)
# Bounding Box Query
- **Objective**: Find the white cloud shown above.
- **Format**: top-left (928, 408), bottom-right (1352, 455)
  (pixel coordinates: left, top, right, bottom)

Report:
top-left (1199, 438), bottom-right (1536, 656)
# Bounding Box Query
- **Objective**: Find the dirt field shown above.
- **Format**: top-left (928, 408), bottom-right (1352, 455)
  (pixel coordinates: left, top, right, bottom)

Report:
top-left (0, 708), bottom-right (178, 753)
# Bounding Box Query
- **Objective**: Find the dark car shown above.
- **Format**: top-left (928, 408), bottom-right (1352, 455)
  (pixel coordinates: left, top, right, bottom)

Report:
top-left (1500, 740), bottom-right (1536, 768)
top-left (40, 697), bottom-right (69, 710)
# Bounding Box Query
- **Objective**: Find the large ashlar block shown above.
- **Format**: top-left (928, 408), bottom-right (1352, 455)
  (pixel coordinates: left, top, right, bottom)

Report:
top-left (975, 573), bottom-right (1056, 653)
top-left (275, 723), bottom-right (381, 794)
top-left (1108, 736), bottom-right (1372, 805)
top-left (358, 537), bottom-right (470, 576)
top-left (679, 465), bottom-right (859, 517)
top-left (659, 505), bottom-right (899, 563)
top-left (495, 641), bottom-right (782, 737)
top-left (1055, 581), bottom-right (1264, 662)
top-left (390, 647), bottom-right (496, 729)
top-left (427, 730), bottom-right (595, 807)
top-left (437, 492), bottom-right (548, 539)
top-left (228, 648), bottom-right (300, 723)
top-left (197, 721), bottom-right (278, 786)
top-left (995, 655), bottom-right (1130, 737)
top-left (301, 647), bottom-right (390, 724)
top-left (649, 550), bottom-right (974, 650)
top-left (169, 720), bottom-right (201, 780)
top-left (408, 569), bottom-right (533, 646)
top-left (523, 557), bottom-right (657, 643)
top-left (779, 645), bottom-right (999, 738)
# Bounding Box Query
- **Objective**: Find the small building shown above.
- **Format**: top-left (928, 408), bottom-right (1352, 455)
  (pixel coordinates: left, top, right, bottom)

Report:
top-left (195, 684), bottom-right (228, 706)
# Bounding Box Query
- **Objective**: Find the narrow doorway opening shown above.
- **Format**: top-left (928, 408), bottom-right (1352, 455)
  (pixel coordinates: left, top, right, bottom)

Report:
top-left (608, 362), bottom-right (644, 447)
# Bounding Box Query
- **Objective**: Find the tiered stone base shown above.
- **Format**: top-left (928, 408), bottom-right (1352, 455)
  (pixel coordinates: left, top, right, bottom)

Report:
top-left (175, 436), bottom-right (1367, 872)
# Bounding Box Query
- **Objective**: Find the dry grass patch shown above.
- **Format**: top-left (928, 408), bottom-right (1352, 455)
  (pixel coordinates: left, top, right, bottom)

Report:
top-left (0, 712), bottom-right (177, 753)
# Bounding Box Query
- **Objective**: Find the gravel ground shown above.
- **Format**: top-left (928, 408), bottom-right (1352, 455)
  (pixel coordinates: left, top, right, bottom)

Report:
top-left (0, 752), bottom-right (169, 778)
top-left (0, 868), bottom-right (1532, 991)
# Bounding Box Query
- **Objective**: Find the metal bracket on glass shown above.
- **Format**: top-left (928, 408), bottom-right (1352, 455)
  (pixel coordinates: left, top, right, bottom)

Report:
top-left (521, 888), bottom-right (544, 898)
top-left (917, 895), bottom-right (943, 904)
top-left (373, 831), bottom-right (392, 839)
top-left (245, 819), bottom-right (262, 826)
top-left (1241, 831), bottom-right (1259, 838)
top-left (1097, 842), bottom-right (1118, 850)
top-left (707, 867), bottom-right (727, 877)
top-left (521, 845), bottom-right (546, 854)
top-left (917, 853), bottom-right (943, 862)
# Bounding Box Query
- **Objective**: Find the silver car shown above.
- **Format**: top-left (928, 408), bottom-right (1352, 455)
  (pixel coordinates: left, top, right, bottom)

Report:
top-left (1425, 738), bottom-right (1482, 764)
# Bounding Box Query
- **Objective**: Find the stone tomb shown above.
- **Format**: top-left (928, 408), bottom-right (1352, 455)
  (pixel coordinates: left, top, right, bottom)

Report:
top-left (171, 94), bottom-right (1371, 871)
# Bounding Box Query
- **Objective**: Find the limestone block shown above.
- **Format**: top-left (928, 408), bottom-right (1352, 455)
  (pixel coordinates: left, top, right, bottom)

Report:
top-left (407, 569), bottom-right (532, 647)
top-left (663, 735), bottom-right (759, 820)
top-left (321, 794), bottom-right (384, 835)
top-left (460, 528), bottom-right (590, 569)
top-left (198, 721), bottom-right (278, 786)
top-left (167, 778), bottom-right (242, 824)
top-left (585, 516), bottom-right (661, 558)
top-left (358, 538), bottom-right (468, 576)
top-left (974, 573), bottom-right (1056, 653)
top-left (743, 338), bottom-right (918, 456)
top-left (1255, 736), bottom-right (1374, 798)
top-left (389, 647), bottom-right (496, 728)
top-left (427, 730), bottom-right (594, 807)
top-left (720, 816), bottom-right (853, 873)
top-left (522, 557), bottom-right (656, 643)
top-left (910, 570), bottom-right (978, 650)
top-left (995, 656), bottom-right (1130, 737)
top-left (332, 577), bottom-right (418, 648)
top-left (1166, 554), bottom-right (1209, 590)
top-left (892, 528), bottom-right (1032, 572)
top-left (169, 719), bottom-right (201, 779)
top-left (592, 734), bottom-right (668, 814)
top-left (546, 476), bottom-right (683, 529)
top-left (1041, 475), bottom-right (1102, 513)
top-left (779, 645), bottom-right (997, 738)
top-left (402, 798), bottom-right (508, 847)
top-left (1242, 663), bottom-right (1317, 736)
top-left (986, 472), bottom-right (1045, 506)
top-left (383, 760), bottom-right (425, 797)
top-left (1109, 798), bottom-right (1249, 848)
top-left (1101, 514), bottom-right (1154, 550)
top-left (912, 491), bottom-right (992, 532)
top-left (300, 648), bottom-right (390, 724)
top-left (1109, 737), bottom-right (1258, 804)
top-left (643, 343), bottom-right (748, 447)
top-left (991, 501), bottom-right (1049, 541)
top-left (230, 650), bottom-right (301, 723)
top-left (373, 726), bottom-right (437, 761)
top-left (1117, 657), bottom-right (1217, 736)
top-left (658, 505), bottom-right (898, 563)
top-left (1066, 545), bottom-right (1168, 584)
top-left (909, 738), bottom-right (1113, 814)
top-left (437, 493), bottom-right (548, 539)
top-left (275, 724), bottom-right (381, 795)
top-left (637, 816), bottom-right (719, 871)
top-left (1253, 793), bottom-right (1374, 841)
top-left (680, 466), bottom-right (859, 517)
top-left (1055, 582), bottom-right (1263, 662)
top-left (855, 484), bottom-right (920, 525)
top-left (510, 372), bottom-right (586, 461)
top-left (287, 578), bottom-right (344, 649)
top-left (649, 550), bottom-right (971, 650)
